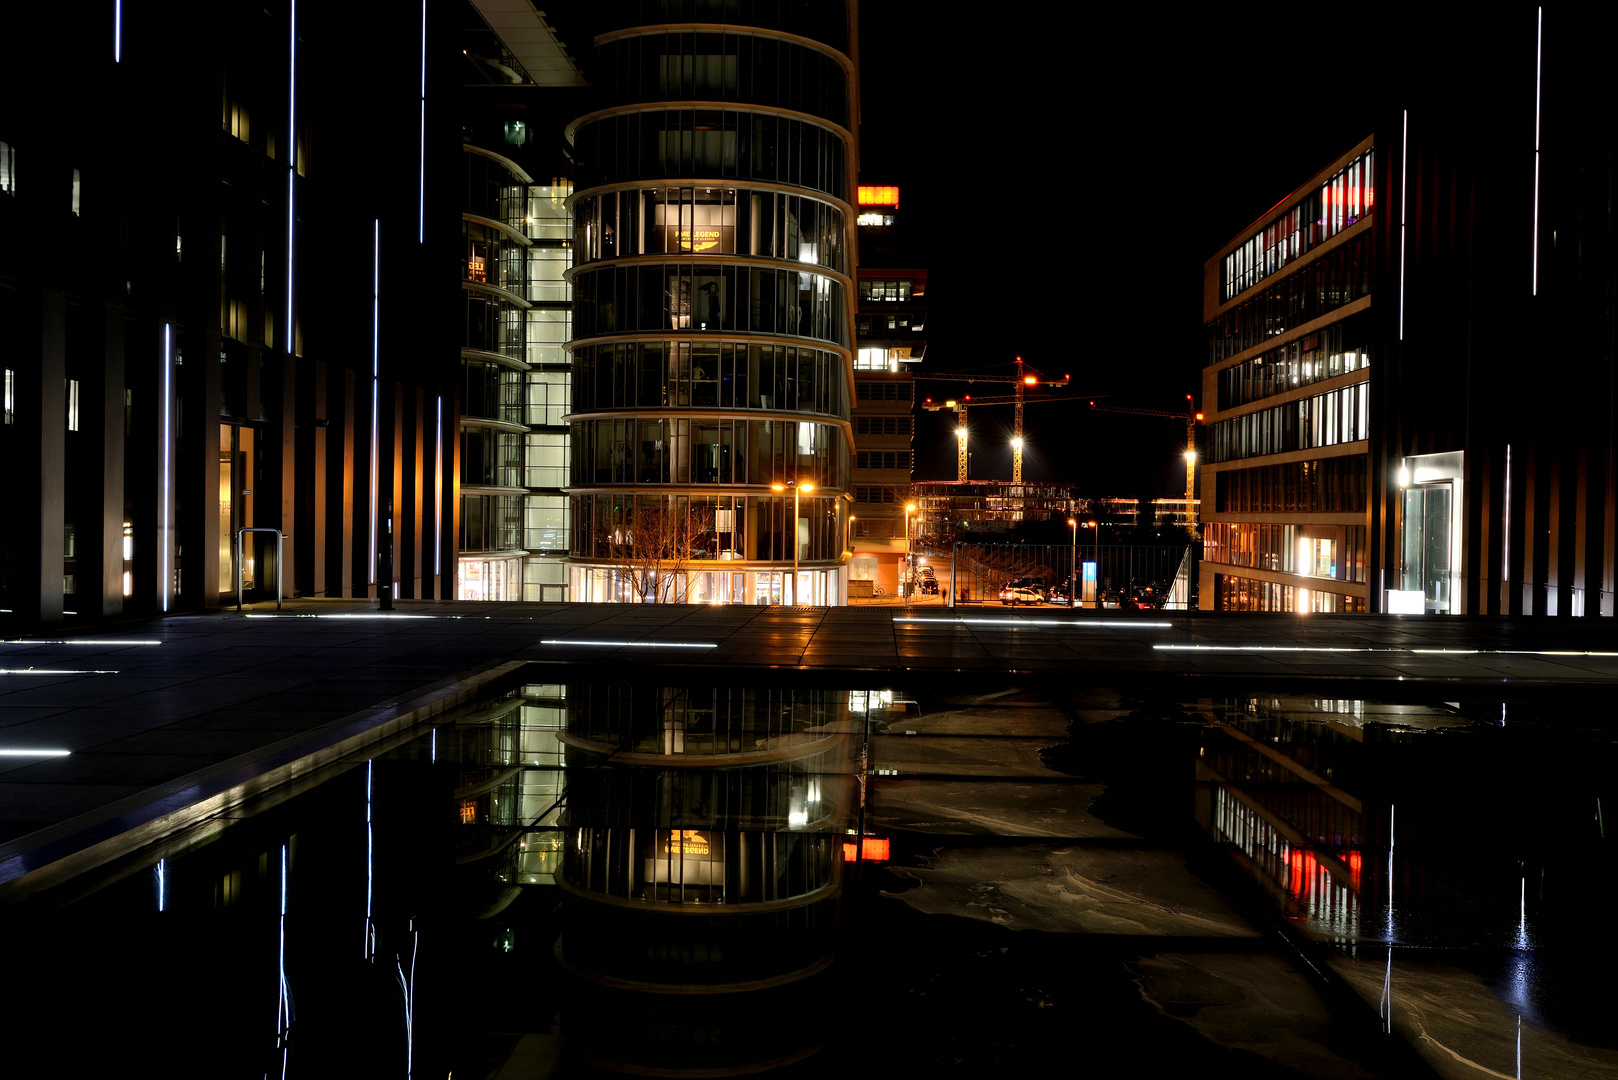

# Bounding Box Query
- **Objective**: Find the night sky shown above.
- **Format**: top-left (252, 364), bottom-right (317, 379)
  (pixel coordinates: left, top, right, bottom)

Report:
top-left (855, 4), bottom-right (1532, 498)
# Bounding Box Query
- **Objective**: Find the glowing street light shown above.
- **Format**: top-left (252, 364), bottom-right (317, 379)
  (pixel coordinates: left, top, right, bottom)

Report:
top-left (1067, 517), bottom-right (1078, 609)
top-left (904, 502), bottom-right (918, 599)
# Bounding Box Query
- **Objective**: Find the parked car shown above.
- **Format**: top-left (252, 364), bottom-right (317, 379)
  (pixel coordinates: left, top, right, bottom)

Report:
top-left (999, 583), bottom-right (1045, 605)
top-left (919, 577), bottom-right (939, 595)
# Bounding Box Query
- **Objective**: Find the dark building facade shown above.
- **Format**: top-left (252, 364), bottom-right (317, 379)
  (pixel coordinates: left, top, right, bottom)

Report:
top-left (1199, 14), bottom-right (1618, 615)
top-left (564, 1), bottom-right (860, 606)
top-left (0, 2), bottom-right (465, 623)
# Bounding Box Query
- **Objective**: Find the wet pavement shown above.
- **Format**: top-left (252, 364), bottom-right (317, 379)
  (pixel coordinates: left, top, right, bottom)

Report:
top-left (5, 602), bottom-right (1618, 1074)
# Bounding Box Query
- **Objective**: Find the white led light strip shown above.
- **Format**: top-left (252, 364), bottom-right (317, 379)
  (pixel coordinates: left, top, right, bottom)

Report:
top-left (1532, 7), bottom-right (1542, 296)
top-left (370, 219), bottom-right (380, 585)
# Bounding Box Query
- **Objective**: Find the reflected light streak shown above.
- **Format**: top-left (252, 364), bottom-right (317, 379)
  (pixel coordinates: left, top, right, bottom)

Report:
top-left (0, 749), bottom-right (72, 757)
top-left (246, 613), bottom-right (438, 620)
top-left (540, 639), bottom-right (716, 648)
top-left (276, 841), bottom-right (290, 1079)
top-left (2, 640), bottom-right (160, 646)
top-left (364, 759), bottom-right (375, 960)
top-left (900, 617), bottom-right (1172, 629)
top-left (157, 857), bottom-right (165, 912)
top-left (0, 669), bottom-right (118, 676)
top-left (163, 324), bottom-right (172, 611)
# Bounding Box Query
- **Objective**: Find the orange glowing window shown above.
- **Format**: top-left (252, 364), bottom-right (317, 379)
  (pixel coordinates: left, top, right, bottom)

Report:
top-left (841, 837), bottom-right (891, 862)
top-left (857, 185), bottom-right (899, 208)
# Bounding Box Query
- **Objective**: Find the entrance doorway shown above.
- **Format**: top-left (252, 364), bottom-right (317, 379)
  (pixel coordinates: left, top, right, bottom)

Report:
top-left (1400, 482), bottom-right (1453, 614)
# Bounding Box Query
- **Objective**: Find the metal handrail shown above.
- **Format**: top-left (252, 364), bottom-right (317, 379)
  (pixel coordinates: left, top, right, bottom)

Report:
top-left (236, 527), bottom-right (284, 611)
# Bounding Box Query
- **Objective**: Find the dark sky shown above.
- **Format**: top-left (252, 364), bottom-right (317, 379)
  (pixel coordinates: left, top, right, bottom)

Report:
top-left (853, 5), bottom-right (1433, 496)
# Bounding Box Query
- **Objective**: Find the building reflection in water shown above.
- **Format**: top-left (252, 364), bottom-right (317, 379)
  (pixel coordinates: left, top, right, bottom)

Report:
top-left (439, 679), bottom-right (868, 1072)
top-left (550, 683), bottom-right (864, 1074)
top-left (1192, 693), bottom-right (1615, 1057)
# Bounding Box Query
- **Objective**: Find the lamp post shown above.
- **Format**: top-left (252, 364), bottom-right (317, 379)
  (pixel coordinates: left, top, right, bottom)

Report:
top-left (772, 479), bottom-right (813, 605)
top-left (1067, 517), bottom-right (1077, 608)
top-left (904, 502), bottom-right (918, 598)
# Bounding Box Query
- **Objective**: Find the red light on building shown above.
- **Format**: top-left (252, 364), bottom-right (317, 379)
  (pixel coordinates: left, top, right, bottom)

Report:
top-left (841, 837), bottom-right (892, 862)
top-left (857, 185), bottom-right (900, 207)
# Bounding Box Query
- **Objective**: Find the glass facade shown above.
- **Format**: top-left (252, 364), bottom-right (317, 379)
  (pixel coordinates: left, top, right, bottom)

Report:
top-left (571, 109), bottom-right (848, 201)
top-left (1217, 311), bottom-right (1372, 410)
top-left (460, 151), bottom-right (574, 600)
top-left (567, 7), bottom-right (856, 605)
top-left (1208, 232), bottom-right (1372, 364)
top-left (1214, 456), bottom-right (1368, 514)
top-left (572, 340), bottom-right (845, 416)
top-left (596, 33), bottom-right (850, 126)
top-left (1201, 142), bottom-right (1375, 614)
top-left (1210, 381), bottom-right (1369, 463)
top-left (574, 185), bottom-right (846, 273)
top-left (1203, 522), bottom-right (1367, 584)
top-left (1221, 148), bottom-right (1373, 302)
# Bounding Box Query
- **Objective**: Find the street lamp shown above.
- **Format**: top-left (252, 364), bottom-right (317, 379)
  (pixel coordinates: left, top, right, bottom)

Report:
top-left (772, 479), bottom-right (813, 605)
top-left (904, 502), bottom-right (918, 598)
top-left (1067, 517), bottom-right (1077, 608)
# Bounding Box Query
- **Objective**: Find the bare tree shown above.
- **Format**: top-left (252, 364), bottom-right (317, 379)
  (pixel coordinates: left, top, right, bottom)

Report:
top-left (599, 496), bottom-right (714, 603)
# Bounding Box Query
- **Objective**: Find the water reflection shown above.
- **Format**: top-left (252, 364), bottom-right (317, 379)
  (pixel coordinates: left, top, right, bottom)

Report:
top-left (554, 683), bottom-right (862, 1073)
top-left (1194, 694), bottom-right (1616, 1065)
top-left (0, 675), bottom-right (875, 1078)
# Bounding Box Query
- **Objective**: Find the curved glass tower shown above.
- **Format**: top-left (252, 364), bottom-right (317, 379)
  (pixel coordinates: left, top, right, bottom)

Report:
top-left (565, 5), bottom-right (858, 605)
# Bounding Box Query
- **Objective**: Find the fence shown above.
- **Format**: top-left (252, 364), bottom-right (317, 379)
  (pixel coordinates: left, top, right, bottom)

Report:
top-left (942, 541), bottom-right (1194, 608)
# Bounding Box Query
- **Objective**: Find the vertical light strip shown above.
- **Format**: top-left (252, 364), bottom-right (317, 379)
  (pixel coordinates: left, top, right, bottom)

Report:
top-left (369, 220), bottom-right (380, 584)
top-left (276, 841), bottom-right (290, 1079)
top-left (156, 857), bottom-right (166, 911)
top-left (1399, 110), bottom-right (1408, 341)
top-left (1503, 444), bottom-right (1512, 581)
top-left (1532, 6), bottom-right (1542, 295)
top-left (113, 0), bottom-right (121, 62)
top-left (161, 324), bottom-right (172, 612)
top-left (434, 395), bottom-right (443, 578)
top-left (285, 0), bottom-right (296, 356)
top-left (418, 0), bottom-right (427, 243)
top-left (364, 758), bottom-right (374, 959)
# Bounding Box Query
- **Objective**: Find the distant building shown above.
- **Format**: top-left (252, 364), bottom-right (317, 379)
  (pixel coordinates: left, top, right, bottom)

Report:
top-left (848, 186), bottom-right (927, 593)
top-left (911, 481), bottom-right (1077, 543)
top-left (1199, 18), bottom-right (1618, 614)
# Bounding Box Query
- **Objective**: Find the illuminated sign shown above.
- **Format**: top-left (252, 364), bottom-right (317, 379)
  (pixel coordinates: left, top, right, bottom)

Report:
top-left (857, 185), bottom-right (900, 208)
top-left (666, 226), bottom-right (723, 253)
top-left (663, 829), bottom-right (710, 856)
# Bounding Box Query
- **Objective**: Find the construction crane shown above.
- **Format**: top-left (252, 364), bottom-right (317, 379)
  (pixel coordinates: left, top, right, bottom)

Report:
top-left (1087, 395), bottom-right (1204, 531)
top-left (918, 358), bottom-right (1081, 482)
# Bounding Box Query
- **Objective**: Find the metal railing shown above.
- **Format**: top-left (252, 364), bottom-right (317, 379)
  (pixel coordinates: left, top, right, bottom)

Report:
top-left (943, 541), bottom-right (1191, 608)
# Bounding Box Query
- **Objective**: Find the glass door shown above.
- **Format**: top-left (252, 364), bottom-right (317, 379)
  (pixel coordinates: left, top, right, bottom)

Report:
top-left (1401, 483), bottom-right (1453, 613)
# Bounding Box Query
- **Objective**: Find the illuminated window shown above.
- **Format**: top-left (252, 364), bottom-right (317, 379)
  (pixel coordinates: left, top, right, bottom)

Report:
top-left (0, 142), bottom-right (14, 194)
top-left (71, 168), bottom-right (80, 216)
top-left (66, 379), bottom-right (79, 432)
top-left (3, 369), bottom-right (13, 424)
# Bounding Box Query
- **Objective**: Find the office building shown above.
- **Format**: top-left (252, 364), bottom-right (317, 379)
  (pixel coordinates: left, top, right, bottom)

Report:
top-left (564, 2), bottom-right (860, 606)
top-left (847, 184), bottom-right (927, 594)
top-left (456, 4), bottom-right (590, 601)
top-left (1198, 15), bottom-right (1617, 614)
top-left (0, 2), bottom-right (458, 624)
